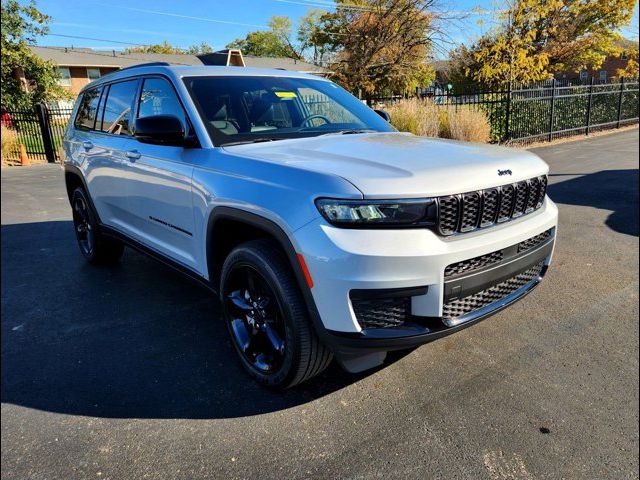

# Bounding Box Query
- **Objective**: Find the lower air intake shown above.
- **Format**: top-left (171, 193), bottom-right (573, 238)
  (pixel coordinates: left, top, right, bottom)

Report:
top-left (443, 261), bottom-right (544, 321)
top-left (351, 296), bottom-right (410, 329)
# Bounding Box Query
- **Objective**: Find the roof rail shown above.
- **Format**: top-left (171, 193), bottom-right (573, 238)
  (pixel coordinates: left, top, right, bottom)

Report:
top-left (117, 62), bottom-right (171, 72)
top-left (93, 62), bottom-right (172, 83)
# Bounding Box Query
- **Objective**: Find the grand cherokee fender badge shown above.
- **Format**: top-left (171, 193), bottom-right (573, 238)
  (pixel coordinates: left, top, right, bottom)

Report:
top-left (498, 169), bottom-right (513, 176)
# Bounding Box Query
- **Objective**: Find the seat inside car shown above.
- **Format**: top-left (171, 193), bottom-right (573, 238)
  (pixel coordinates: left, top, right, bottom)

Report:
top-left (209, 103), bottom-right (238, 135)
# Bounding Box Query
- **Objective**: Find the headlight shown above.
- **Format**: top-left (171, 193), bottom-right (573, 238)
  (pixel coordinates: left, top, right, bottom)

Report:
top-left (315, 198), bottom-right (436, 227)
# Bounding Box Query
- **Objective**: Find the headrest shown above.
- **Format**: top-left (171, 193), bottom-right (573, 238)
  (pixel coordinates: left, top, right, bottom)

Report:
top-left (211, 103), bottom-right (228, 121)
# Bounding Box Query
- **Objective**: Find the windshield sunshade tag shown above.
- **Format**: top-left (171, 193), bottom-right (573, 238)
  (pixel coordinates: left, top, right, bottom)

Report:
top-left (274, 91), bottom-right (297, 99)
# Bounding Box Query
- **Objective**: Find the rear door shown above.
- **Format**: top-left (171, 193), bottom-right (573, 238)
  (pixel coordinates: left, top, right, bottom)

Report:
top-left (84, 78), bottom-right (140, 233)
top-left (121, 76), bottom-right (200, 272)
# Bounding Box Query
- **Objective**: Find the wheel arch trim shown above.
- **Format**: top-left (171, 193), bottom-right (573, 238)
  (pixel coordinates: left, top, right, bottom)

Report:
top-left (64, 164), bottom-right (102, 224)
top-left (205, 206), bottom-right (331, 342)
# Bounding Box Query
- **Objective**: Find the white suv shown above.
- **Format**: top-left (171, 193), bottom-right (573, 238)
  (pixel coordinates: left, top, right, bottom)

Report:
top-left (63, 63), bottom-right (558, 388)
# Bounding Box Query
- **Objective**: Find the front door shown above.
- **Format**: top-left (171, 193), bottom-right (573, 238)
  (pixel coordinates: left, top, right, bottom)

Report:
top-left (123, 76), bottom-right (200, 273)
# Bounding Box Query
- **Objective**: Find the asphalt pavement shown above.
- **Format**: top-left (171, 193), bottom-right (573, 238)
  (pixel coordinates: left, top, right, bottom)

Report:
top-left (1, 129), bottom-right (638, 479)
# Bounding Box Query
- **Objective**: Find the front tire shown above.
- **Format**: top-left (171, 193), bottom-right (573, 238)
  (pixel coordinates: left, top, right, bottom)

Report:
top-left (220, 239), bottom-right (332, 388)
top-left (71, 187), bottom-right (124, 265)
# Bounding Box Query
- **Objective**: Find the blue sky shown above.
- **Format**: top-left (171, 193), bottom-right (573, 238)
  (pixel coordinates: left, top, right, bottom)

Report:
top-left (33, 0), bottom-right (639, 58)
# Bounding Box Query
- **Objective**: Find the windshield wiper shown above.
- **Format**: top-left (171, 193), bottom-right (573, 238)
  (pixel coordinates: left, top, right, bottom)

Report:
top-left (221, 138), bottom-right (282, 147)
top-left (318, 129), bottom-right (377, 136)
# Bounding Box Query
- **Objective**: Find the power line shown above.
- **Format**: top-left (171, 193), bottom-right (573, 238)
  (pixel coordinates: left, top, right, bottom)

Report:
top-left (34, 44), bottom-right (195, 66)
top-left (45, 33), bottom-right (158, 47)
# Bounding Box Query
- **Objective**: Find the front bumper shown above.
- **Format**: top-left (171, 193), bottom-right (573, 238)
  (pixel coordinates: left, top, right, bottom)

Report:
top-left (293, 198), bottom-right (559, 372)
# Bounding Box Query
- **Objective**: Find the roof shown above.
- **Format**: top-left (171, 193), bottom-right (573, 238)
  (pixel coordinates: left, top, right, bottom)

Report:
top-left (243, 55), bottom-right (323, 73)
top-left (28, 46), bottom-right (325, 73)
top-left (29, 46), bottom-right (202, 68)
top-left (82, 64), bottom-right (331, 94)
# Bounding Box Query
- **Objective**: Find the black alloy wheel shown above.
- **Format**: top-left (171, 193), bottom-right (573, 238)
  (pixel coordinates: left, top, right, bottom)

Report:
top-left (220, 239), bottom-right (332, 388)
top-left (72, 194), bottom-right (95, 256)
top-left (224, 265), bottom-right (287, 373)
top-left (70, 187), bottom-right (124, 264)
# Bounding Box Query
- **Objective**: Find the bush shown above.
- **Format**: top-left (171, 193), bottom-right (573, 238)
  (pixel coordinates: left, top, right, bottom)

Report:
top-left (387, 99), bottom-right (491, 142)
top-left (1, 126), bottom-right (20, 163)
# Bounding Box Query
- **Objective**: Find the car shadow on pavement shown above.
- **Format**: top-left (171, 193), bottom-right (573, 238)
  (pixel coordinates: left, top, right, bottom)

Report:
top-left (548, 169), bottom-right (639, 237)
top-left (1, 220), bottom-right (407, 420)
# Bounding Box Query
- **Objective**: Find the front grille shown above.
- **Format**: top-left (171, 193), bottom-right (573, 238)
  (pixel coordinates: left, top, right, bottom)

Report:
top-left (512, 181), bottom-right (528, 217)
top-left (497, 184), bottom-right (515, 222)
top-left (438, 196), bottom-right (459, 235)
top-left (480, 188), bottom-right (499, 227)
top-left (437, 176), bottom-right (547, 236)
top-left (351, 297), bottom-right (410, 329)
top-left (443, 261), bottom-right (544, 321)
top-left (444, 250), bottom-right (504, 279)
top-left (460, 192), bottom-right (481, 232)
top-left (518, 228), bottom-right (553, 253)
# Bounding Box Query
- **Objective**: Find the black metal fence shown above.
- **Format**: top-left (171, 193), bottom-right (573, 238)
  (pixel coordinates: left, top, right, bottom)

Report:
top-left (1, 105), bottom-right (72, 164)
top-left (402, 78), bottom-right (640, 143)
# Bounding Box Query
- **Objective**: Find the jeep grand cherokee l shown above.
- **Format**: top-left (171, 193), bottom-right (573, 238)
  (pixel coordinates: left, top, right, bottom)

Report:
top-left (63, 63), bottom-right (558, 388)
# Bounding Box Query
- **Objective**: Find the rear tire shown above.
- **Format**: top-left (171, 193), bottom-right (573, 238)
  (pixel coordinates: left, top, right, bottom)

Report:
top-left (71, 187), bottom-right (124, 265)
top-left (220, 239), bottom-right (332, 388)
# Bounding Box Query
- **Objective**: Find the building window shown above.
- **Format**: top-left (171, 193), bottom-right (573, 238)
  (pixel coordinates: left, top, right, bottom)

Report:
top-left (580, 71), bottom-right (588, 82)
top-left (57, 67), bottom-right (72, 87)
top-left (599, 70), bottom-right (607, 82)
top-left (87, 68), bottom-right (101, 81)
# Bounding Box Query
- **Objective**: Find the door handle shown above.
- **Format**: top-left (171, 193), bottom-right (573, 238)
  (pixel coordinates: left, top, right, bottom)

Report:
top-left (82, 141), bottom-right (93, 150)
top-left (125, 150), bottom-right (141, 162)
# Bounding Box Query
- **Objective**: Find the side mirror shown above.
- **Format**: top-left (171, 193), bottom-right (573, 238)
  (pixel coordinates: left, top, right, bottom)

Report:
top-left (134, 115), bottom-right (190, 146)
top-left (374, 109), bottom-right (391, 122)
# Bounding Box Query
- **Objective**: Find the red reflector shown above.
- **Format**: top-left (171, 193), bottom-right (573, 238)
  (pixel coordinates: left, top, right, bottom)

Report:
top-left (296, 253), bottom-right (314, 289)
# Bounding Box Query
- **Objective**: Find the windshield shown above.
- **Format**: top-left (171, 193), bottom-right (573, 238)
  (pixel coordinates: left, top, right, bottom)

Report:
top-left (183, 76), bottom-right (395, 146)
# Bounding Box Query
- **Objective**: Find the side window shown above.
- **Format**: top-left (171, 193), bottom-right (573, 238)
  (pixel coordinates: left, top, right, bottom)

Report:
top-left (137, 78), bottom-right (187, 130)
top-left (87, 68), bottom-right (101, 81)
top-left (57, 67), bottom-right (72, 87)
top-left (101, 79), bottom-right (138, 135)
top-left (74, 87), bottom-right (102, 131)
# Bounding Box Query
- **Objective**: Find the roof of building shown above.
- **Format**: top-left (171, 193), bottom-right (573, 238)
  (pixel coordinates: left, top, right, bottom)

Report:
top-left (28, 46), bottom-right (325, 73)
top-left (81, 64), bottom-right (331, 94)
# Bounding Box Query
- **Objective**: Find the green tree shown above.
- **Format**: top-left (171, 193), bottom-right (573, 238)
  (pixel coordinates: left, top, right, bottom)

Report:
top-left (186, 41), bottom-right (214, 55)
top-left (297, 9), bottom-right (341, 65)
top-left (226, 16), bottom-right (300, 58)
top-left (1, 0), bottom-right (67, 109)
top-left (126, 40), bottom-right (215, 55)
top-left (125, 40), bottom-right (183, 54)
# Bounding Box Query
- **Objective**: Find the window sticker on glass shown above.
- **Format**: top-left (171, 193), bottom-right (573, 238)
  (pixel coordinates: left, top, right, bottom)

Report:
top-left (274, 91), bottom-right (297, 99)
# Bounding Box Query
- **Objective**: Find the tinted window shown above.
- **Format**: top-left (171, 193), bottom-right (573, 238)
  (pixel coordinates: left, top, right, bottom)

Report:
top-left (138, 77), bottom-right (186, 129)
top-left (74, 87), bottom-right (102, 130)
top-left (101, 79), bottom-right (138, 135)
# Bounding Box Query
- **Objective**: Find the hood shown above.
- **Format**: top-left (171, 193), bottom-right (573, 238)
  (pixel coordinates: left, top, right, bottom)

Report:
top-left (223, 132), bottom-right (549, 198)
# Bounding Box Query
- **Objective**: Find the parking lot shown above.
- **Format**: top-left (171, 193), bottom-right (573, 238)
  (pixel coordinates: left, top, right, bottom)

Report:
top-left (1, 129), bottom-right (638, 479)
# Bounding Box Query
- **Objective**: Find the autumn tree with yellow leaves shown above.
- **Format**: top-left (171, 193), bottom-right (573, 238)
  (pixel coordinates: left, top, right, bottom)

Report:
top-left (454, 0), bottom-right (637, 86)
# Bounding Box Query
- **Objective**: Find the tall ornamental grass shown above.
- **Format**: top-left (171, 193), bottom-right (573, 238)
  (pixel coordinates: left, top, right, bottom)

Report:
top-left (387, 99), bottom-right (491, 143)
top-left (1, 126), bottom-right (20, 163)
